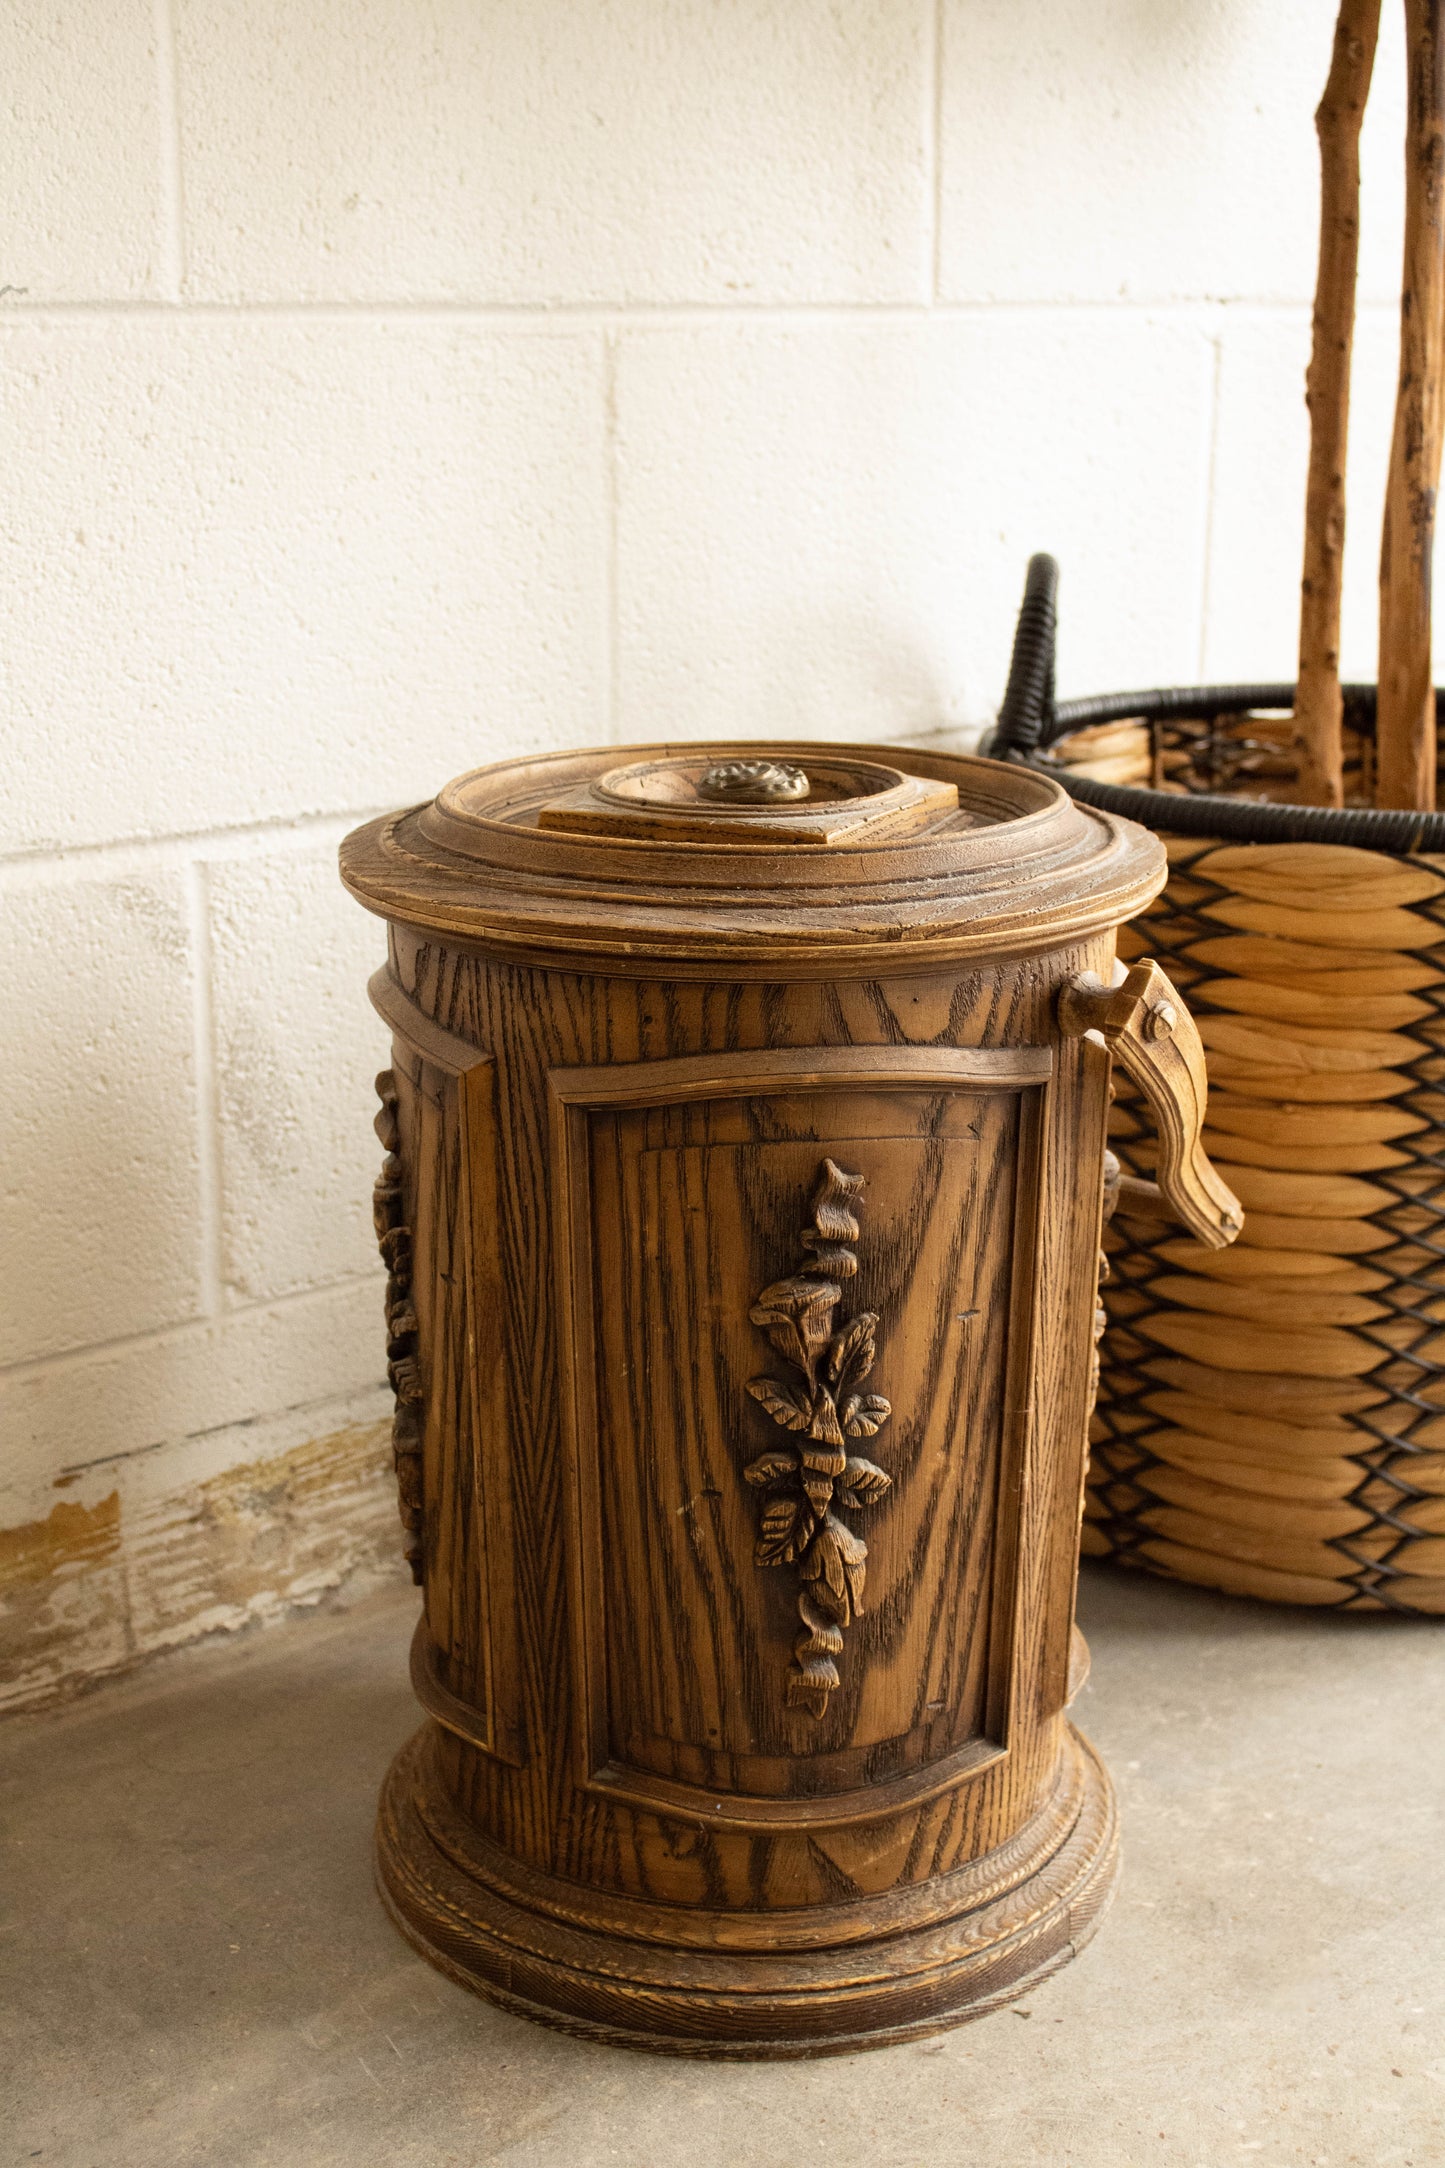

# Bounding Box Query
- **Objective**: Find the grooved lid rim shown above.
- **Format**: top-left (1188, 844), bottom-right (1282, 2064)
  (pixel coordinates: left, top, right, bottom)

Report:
top-left (340, 740), bottom-right (1166, 975)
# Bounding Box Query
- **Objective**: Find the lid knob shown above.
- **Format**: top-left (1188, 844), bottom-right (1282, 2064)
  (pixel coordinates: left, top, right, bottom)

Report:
top-left (697, 758), bottom-right (811, 805)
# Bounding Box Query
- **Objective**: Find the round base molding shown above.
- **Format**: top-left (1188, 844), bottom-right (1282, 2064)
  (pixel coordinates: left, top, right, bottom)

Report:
top-left (375, 1726), bottom-right (1119, 2060)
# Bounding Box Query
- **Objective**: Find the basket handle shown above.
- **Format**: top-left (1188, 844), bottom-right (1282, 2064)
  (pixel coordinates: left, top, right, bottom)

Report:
top-left (991, 553), bottom-right (1060, 756)
top-left (1059, 959), bottom-right (1243, 1250)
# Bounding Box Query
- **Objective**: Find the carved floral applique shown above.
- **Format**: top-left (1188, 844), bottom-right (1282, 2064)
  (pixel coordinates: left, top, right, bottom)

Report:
top-left (743, 1159), bottom-right (892, 1718)
top-left (374, 1070), bottom-right (425, 1585)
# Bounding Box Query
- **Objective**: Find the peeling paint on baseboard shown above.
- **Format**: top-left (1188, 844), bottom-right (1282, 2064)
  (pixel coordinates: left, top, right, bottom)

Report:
top-left (0, 1416), bottom-right (403, 1715)
top-left (0, 1492), bottom-right (122, 1583)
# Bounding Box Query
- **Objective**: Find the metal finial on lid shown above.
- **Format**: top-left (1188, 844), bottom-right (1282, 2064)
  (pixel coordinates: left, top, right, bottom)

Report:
top-left (697, 758), bottom-right (811, 804)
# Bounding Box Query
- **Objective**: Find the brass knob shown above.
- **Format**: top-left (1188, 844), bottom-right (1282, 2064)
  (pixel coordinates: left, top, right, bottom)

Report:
top-left (697, 759), bottom-right (810, 805)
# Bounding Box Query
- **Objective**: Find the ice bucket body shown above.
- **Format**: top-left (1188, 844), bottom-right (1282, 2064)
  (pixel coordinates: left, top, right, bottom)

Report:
top-left (340, 740), bottom-right (1209, 2055)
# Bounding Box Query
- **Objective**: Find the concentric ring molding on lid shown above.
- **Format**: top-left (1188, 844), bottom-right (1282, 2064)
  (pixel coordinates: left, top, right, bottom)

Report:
top-left (340, 739), bottom-right (1165, 977)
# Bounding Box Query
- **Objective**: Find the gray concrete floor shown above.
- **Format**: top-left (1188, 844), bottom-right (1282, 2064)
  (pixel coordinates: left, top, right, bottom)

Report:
top-left (4, 1566), bottom-right (1444, 2168)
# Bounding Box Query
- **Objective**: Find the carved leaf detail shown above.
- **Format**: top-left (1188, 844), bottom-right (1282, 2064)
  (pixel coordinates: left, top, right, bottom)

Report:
top-left (751, 1275), bottom-right (839, 1330)
top-left (757, 1494), bottom-right (815, 1566)
top-left (842, 1392), bottom-right (892, 1438)
top-left (374, 1071), bottom-right (424, 1587)
top-left (801, 1513), bottom-right (868, 1618)
top-left (388, 1355), bottom-right (424, 1404)
top-left (795, 1591), bottom-right (845, 1654)
top-left (827, 1312), bottom-right (878, 1388)
top-left (750, 1275), bottom-right (840, 1374)
top-left (807, 1390), bottom-right (845, 1448)
top-left (742, 1157), bottom-right (893, 1715)
top-left (838, 1456), bottom-right (892, 1507)
top-left (743, 1449), bottom-right (797, 1488)
top-left (745, 1376), bottom-right (812, 1431)
top-left (788, 1662), bottom-right (839, 1720)
top-left (811, 1159), bottom-right (864, 1242)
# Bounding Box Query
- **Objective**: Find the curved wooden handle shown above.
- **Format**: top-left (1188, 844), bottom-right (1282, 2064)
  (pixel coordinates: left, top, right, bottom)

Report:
top-left (1060, 960), bottom-right (1243, 1250)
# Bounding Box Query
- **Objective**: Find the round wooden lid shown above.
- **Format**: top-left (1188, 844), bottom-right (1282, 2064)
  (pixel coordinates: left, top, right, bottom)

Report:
top-left (340, 741), bottom-right (1164, 976)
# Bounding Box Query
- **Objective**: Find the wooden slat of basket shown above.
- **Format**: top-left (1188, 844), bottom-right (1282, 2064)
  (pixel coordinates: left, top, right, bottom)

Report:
top-left (1184, 933), bottom-right (1444, 987)
top-left (1198, 1067), bottom-right (1414, 1103)
top-left (1166, 1542), bottom-right (1445, 1608)
top-left (1157, 834), bottom-right (1218, 865)
top-left (1114, 1533), bottom-right (1359, 1607)
top-left (1200, 1130), bottom-right (1409, 1172)
top-left (1202, 1100), bottom-right (1424, 1145)
top-left (1366, 1575), bottom-right (1445, 1608)
top-left (1129, 1310), bottom-right (1387, 1376)
top-left (1107, 1448), bottom-right (1445, 1531)
top-left (1138, 1354), bottom-right (1390, 1417)
top-left (1096, 1499), bottom-right (1354, 1579)
top-left (1145, 1272), bottom-right (1388, 1326)
top-left (1374, 1533), bottom-right (1445, 1573)
top-left (1157, 1444), bottom-right (1366, 1501)
top-left (1394, 1408), bottom-right (1445, 1447)
top-left (1372, 1169), bottom-right (1445, 1204)
top-left (1094, 798), bottom-right (1445, 1608)
top-left (1198, 1015), bottom-right (1422, 1069)
top-left (1192, 978), bottom-right (1431, 1029)
top-left (1211, 959), bottom-right (1436, 1001)
top-left (1120, 1462), bottom-right (1375, 1539)
top-left (1141, 1305), bottom-right (1445, 1363)
top-left (1050, 718), bottom-right (1151, 764)
top-left (1195, 842), bottom-right (1445, 907)
top-left (1355, 1475), bottom-right (1445, 1520)
top-left (1149, 1237), bottom-right (1388, 1284)
top-left (1211, 1162), bottom-right (1397, 1215)
top-left (1227, 1211), bottom-right (1396, 1252)
top-left (1390, 1461), bottom-right (1445, 1494)
top-left (1207, 897), bottom-right (1439, 947)
top-left (1136, 1390), bottom-right (1372, 1452)
top-left (1159, 875), bottom-right (1227, 909)
top-left (1061, 753), bottom-right (1155, 786)
top-left (1370, 1358), bottom-right (1445, 1396)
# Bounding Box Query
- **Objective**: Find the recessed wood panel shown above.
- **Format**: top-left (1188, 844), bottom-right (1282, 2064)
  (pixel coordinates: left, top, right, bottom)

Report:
top-left (569, 1081), bottom-right (1038, 1805)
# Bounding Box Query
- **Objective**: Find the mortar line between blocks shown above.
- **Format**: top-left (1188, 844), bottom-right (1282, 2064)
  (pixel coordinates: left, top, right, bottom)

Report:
top-left (185, 860), bottom-right (225, 1315)
top-left (153, 0), bottom-right (187, 301)
top-left (1196, 329), bottom-right (1226, 684)
top-left (0, 806), bottom-right (395, 881)
top-left (603, 327), bottom-right (621, 743)
top-left (0, 297), bottom-right (1332, 326)
top-left (0, 1274), bottom-right (385, 1388)
top-left (928, 0), bottom-right (945, 305)
top-left (57, 1381), bottom-right (393, 1478)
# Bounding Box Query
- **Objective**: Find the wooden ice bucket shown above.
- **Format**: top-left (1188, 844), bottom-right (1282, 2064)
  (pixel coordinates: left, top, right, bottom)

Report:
top-left (340, 741), bottom-right (1239, 2056)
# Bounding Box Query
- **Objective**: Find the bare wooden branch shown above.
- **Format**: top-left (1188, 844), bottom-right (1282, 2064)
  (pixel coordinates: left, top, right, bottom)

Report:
top-left (1293, 0), bottom-right (1382, 807)
top-left (1377, 0), bottom-right (1445, 811)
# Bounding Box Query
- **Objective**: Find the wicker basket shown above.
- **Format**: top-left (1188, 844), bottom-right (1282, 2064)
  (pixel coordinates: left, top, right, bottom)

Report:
top-left (990, 555), bottom-right (1445, 1612)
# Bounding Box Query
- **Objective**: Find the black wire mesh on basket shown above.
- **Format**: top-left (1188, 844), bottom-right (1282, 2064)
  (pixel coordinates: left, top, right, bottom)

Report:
top-left (990, 554), bottom-right (1445, 1610)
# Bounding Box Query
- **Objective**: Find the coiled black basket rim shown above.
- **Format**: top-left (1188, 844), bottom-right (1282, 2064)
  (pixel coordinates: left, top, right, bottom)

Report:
top-left (987, 553), bottom-right (1445, 854)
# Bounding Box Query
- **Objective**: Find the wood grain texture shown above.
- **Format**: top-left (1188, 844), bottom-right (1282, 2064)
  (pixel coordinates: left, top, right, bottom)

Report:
top-left (1294, 0), bottom-right (1382, 804)
top-left (339, 743), bottom-right (1208, 2052)
top-left (1059, 960), bottom-right (1243, 1248)
top-left (1377, 0), bottom-right (1445, 810)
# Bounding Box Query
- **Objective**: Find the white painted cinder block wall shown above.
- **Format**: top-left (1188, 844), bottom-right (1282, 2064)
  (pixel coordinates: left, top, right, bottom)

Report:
top-left (0, 1), bottom-right (1424, 1695)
